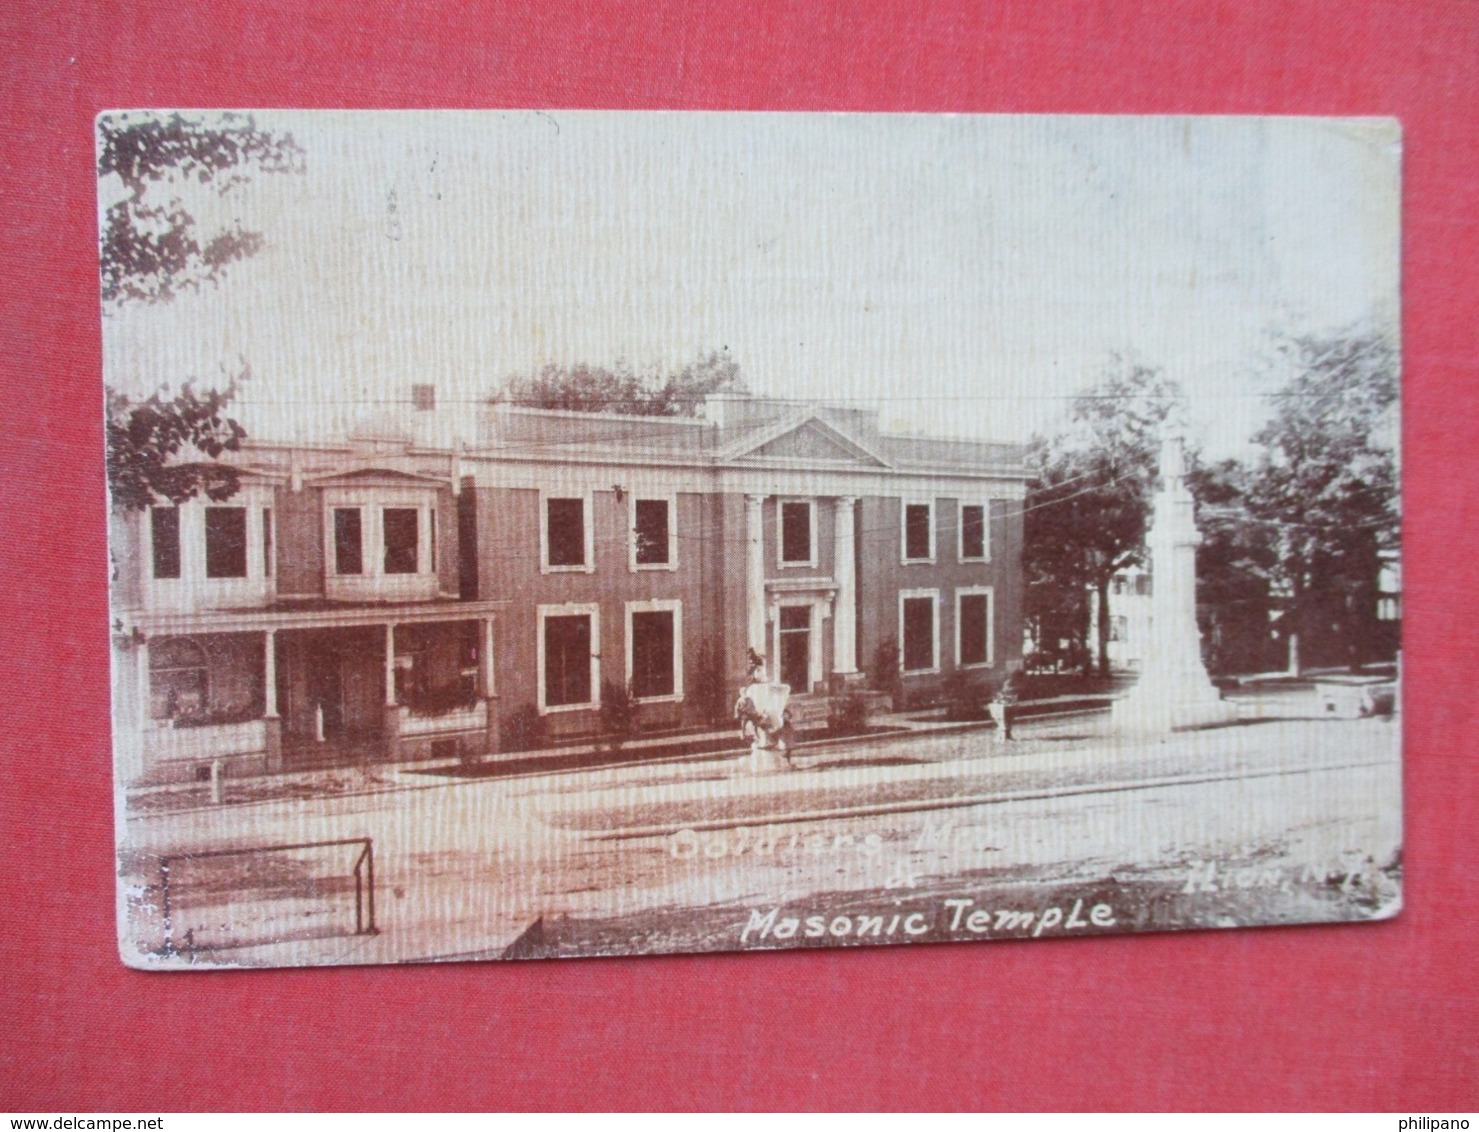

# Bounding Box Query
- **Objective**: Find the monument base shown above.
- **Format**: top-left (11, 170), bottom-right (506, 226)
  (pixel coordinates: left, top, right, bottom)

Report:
top-left (1111, 686), bottom-right (1240, 733)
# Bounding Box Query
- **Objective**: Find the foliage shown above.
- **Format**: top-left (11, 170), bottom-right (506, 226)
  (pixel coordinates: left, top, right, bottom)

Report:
top-left (497, 349), bottom-right (746, 417)
top-left (1185, 457), bottom-right (1283, 674)
top-left (1241, 328), bottom-right (1400, 669)
top-left (106, 379), bottom-right (248, 511)
top-left (826, 693), bottom-right (871, 737)
top-left (401, 680), bottom-right (479, 718)
top-left (501, 704), bottom-right (549, 754)
top-left (1024, 358), bottom-right (1184, 674)
top-left (942, 670), bottom-right (993, 721)
top-left (98, 112), bottom-right (304, 306)
top-left (867, 638), bottom-right (902, 705)
top-left (598, 680), bottom-right (639, 748)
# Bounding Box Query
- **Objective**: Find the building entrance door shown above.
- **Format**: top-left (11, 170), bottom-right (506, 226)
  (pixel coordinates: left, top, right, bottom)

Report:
top-left (779, 606), bottom-right (811, 694)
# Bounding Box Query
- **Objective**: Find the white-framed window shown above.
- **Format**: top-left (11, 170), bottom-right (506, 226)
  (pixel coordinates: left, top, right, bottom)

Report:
top-left (537, 602), bottom-right (600, 713)
top-left (630, 494), bottom-right (677, 572)
top-left (626, 599), bottom-right (683, 703)
top-left (144, 486), bottom-right (274, 606)
top-left (541, 490), bottom-right (595, 574)
top-left (955, 586), bottom-right (995, 669)
top-left (150, 506), bottom-right (181, 579)
top-left (899, 588), bottom-right (940, 674)
top-left (958, 500), bottom-right (990, 562)
top-left (777, 498), bottom-right (816, 568)
top-left (901, 498), bottom-right (935, 564)
top-left (324, 488), bottom-right (438, 600)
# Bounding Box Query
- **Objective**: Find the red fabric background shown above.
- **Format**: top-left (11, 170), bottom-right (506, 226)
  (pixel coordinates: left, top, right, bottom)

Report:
top-left (1, 1), bottom-right (1475, 1112)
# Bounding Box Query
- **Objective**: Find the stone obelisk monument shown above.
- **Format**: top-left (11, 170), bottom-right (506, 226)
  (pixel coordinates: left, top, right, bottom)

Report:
top-left (1111, 427), bottom-right (1239, 732)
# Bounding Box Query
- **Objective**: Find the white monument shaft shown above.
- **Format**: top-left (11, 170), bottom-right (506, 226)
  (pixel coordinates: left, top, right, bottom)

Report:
top-left (1111, 431), bottom-right (1239, 732)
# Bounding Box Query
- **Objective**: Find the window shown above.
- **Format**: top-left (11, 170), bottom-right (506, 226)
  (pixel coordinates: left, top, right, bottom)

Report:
top-left (903, 501), bottom-right (934, 562)
top-left (151, 507), bottom-right (181, 579)
top-left (633, 498), bottom-right (671, 567)
top-left (628, 603), bottom-right (681, 701)
top-left (546, 497), bottom-right (587, 569)
top-left (204, 507), bottom-right (247, 579)
top-left (541, 609), bottom-right (597, 709)
top-left (780, 500), bottom-right (814, 566)
top-left (960, 503), bottom-right (987, 561)
top-left (900, 591), bottom-right (938, 673)
top-left (333, 508), bottom-right (363, 575)
top-left (262, 508), bottom-right (273, 576)
top-left (383, 508), bottom-right (419, 574)
top-left (149, 637), bottom-right (207, 721)
top-left (957, 587), bottom-right (994, 668)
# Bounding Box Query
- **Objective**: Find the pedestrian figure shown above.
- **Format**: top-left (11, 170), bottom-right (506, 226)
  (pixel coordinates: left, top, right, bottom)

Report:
top-left (734, 650), bottom-right (794, 773)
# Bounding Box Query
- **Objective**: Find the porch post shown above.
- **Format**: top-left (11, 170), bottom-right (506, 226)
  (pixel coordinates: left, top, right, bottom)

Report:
top-left (480, 616), bottom-right (499, 756)
top-left (384, 623), bottom-right (397, 706)
top-left (264, 629), bottom-right (278, 716)
top-left (832, 496), bottom-right (859, 677)
top-left (263, 629), bottom-right (283, 773)
top-left (746, 494), bottom-right (767, 657)
top-left (382, 622), bottom-right (401, 764)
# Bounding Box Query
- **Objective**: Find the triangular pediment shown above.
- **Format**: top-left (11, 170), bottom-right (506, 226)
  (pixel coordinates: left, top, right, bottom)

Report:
top-left (304, 466), bottom-right (448, 488)
top-left (724, 413), bottom-right (891, 468)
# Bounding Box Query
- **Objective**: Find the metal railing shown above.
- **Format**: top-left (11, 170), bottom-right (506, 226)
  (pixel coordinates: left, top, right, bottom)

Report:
top-left (160, 836), bottom-right (376, 956)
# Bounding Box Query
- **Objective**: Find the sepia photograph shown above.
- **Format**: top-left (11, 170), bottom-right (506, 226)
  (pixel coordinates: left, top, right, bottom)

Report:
top-left (101, 111), bottom-right (1402, 968)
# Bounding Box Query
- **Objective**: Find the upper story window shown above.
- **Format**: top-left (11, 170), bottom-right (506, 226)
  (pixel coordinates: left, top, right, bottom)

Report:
top-left (324, 486), bottom-right (439, 600)
top-left (204, 507), bottom-right (248, 578)
top-left (334, 508), bottom-right (364, 575)
top-left (543, 494), bottom-right (593, 572)
top-left (903, 500), bottom-right (934, 563)
top-left (779, 499), bottom-right (815, 567)
top-left (959, 502), bottom-right (988, 562)
top-left (151, 507), bottom-right (181, 579)
top-left (383, 508), bottom-right (419, 574)
top-left (632, 496), bottom-right (675, 570)
top-left (143, 489), bottom-right (273, 606)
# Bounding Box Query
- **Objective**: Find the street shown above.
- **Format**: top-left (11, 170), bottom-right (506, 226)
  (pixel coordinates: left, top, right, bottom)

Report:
top-left (119, 708), bottom-right (1402, 967)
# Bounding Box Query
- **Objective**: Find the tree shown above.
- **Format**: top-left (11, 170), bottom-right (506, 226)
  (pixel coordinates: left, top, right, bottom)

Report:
top-left (98, 111), bottom-right (304, 305)
top-left (1186, 458), bottom-right (1283, 675)
top-left (1024, 360), bottom-right (1183, 675)
top-left (99, 113), bottom-right (301, 510)
top-left (106, 379), bottom-right (248, 512)
top-left (1243, 328), bottom-right (1400, 670)
top-left (498, 349), bottom-right (746, 416)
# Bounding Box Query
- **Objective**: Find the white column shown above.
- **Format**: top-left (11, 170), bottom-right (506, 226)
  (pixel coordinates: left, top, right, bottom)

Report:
top-left (384, 623), bottom-right (397, 706)
top-left (479, 617), bottom-right (496, 698)
top-left (137, 636), bottom-right (152, 731)
top-left (263, 629), bottom-right (278, 717)
top-left (832, 496), bottom-right (858, 675)
top-left (746, 494), bottom-right (767, 655)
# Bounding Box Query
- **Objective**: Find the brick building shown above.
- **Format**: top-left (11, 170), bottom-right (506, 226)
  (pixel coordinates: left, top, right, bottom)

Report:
top-left (109, 391), bottom-right (1028, 786)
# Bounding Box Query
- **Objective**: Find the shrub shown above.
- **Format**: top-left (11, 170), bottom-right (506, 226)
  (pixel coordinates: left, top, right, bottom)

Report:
top-left (943, 670), bottom-right (993, 721)
top-left (501, 703), bottom-right (548, 753)
top-left (827, 692), bottom-right (870, 737)
top-left (599, 680), bottom-right (638, 749)
top-left (868, 638), bottom-right (903, 706)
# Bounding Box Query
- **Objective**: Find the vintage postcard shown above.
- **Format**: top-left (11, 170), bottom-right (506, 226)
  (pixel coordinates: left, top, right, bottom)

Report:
top-left (102, 111), bottom-right (1401, 967)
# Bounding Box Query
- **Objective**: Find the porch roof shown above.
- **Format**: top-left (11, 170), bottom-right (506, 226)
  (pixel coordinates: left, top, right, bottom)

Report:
top-left (122, 598), bottom-right (509, 637)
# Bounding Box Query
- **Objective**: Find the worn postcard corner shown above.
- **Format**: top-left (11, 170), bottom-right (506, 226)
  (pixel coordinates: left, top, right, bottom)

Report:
top-left (101, 111), bottom-right (1401, 968)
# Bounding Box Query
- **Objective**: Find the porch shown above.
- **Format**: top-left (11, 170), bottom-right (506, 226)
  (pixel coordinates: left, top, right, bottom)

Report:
top-left (119, 599), bottom-right (506, 786)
